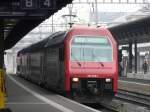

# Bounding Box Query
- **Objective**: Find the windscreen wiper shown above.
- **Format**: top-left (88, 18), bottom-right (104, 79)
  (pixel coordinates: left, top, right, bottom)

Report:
top-left (71, 53), bottom-right (81, 67)
top-left (92, 53), bottom-right (104, 67)
top-left (98, 62), bottom-right (104, 67)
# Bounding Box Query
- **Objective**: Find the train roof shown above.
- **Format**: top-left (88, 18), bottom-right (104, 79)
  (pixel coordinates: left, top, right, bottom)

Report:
top-left (19, 31), bottom-right (66, 54)
top-left (18, 26), bottom-right (110, 54)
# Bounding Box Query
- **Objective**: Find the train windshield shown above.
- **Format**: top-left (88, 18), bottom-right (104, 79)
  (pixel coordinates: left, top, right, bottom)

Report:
top-left (71, 36), bottom-right (113, 62)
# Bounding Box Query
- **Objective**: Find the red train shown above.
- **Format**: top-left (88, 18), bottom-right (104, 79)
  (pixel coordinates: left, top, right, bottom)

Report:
top-left (17, 26), bottom-right (118, 103)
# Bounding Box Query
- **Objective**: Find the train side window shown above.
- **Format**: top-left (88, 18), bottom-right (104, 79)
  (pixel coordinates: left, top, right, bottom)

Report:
top-left (59, 47), bottom-right (64, 61)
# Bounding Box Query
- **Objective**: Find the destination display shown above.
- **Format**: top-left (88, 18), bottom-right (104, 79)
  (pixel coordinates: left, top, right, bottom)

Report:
top-left (74, 36), bottom-right (109, 44)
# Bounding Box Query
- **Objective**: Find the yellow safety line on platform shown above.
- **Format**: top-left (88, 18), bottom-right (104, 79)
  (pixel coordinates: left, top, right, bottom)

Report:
top-left (0, 69), bottom-right (5, 109)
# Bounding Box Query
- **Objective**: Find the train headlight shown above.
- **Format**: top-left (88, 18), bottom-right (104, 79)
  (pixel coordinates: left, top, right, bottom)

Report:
top-left (72, 78), bottom-right (79, 82)
top-left (105, 78), bottom-right (111, 83)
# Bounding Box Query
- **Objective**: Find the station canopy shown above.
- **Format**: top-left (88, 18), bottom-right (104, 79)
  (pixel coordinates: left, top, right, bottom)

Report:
top-left (2, 0), bottom-right (150, 50)
top-left (109, 16), bottom-right (150, 45)
top-left (0, 0), bottom-right (73, 50)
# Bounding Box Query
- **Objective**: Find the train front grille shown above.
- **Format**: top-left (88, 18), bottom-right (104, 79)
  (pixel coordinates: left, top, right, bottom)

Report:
top-left (80, 78), bottom-right (113, 94)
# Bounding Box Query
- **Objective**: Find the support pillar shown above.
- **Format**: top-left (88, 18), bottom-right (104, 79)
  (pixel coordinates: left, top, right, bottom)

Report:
top-left (134, 41), bottom-right (137, 73)
top-left (0, 19), bottom-right (5, 109)
top-left (129, 42), bottom-right (132, 73)
top-left (0, 20), bottom-right (4, 68)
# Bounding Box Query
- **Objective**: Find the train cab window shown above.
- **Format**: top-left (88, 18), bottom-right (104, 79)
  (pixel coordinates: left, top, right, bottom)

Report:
top-left (71, 36), bottom-right (113, 62)
top-left (59, 47), bottom-right (64, 61)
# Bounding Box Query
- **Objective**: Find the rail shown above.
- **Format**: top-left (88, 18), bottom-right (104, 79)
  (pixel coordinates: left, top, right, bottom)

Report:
top-left (116, 89), bottom-right (150, 108)
top-left (95, 89), bottom-right (150, 112)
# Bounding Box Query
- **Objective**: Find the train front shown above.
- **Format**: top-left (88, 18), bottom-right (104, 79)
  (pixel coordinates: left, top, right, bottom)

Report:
top-left (64, 26), bottom-right (118, 102)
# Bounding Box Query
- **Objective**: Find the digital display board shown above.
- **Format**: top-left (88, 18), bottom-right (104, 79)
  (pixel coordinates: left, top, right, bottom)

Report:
top-left (21, 0), bottom-right (37, 9)
top-left (21, 0), bottom-right (54, 9)
top-left (39, 0), bottom-right (52, 9)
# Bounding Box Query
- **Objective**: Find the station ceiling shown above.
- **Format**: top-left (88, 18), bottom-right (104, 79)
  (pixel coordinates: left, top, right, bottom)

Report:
top-left (109, 16), bottom-right (150, 45)
top-left (0, 0), bottom-right (73, 50)
top-left (1, 1), bottom-right (150, 50)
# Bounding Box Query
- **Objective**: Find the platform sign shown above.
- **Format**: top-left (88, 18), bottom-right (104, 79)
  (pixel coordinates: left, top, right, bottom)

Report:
top-left (21, 0), bottom-right (37, 9)
top-left (21, 0), bottom-right (54, 9)
top-left (39, 0), bottom-right (53, 9)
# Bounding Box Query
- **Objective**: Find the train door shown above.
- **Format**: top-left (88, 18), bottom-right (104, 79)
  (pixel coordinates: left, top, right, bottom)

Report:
top-left (16, 55), bottom-right (21, 75)
top-left (22, 56), bottom-right (25, 77)
top-left (19, 55), bottom-right (23, 76)
top-left (27, 54), bottom-right (30, 79)
top-left (58, 46), bottom-right (65, 90)
top-left (42, 51), bottom-right (47, 85)
top-left (45, 48), bottom-right (59, 88)
top-left (24, 55), bottom-right (28, 79)
top-left (40, 53), bottom-right (45, 85)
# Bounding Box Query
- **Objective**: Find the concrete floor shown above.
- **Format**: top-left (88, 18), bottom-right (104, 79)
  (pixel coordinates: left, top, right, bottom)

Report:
top-left (5, 74), bottom-right (100, 112)
top-left (118, 77), bottom-right (150, 95)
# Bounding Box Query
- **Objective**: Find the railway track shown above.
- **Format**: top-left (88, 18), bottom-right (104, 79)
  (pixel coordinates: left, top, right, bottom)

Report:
top-left (84, 103), bottom-right (117, 112)
top-left (115, 89), bottom-right (150, 109)
top-left (88, 90), bottom-right (150, 112)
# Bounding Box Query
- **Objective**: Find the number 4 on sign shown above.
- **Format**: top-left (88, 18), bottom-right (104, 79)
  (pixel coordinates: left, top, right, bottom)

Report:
top-left (44, 0), bottom-right (51, 7)
top-left (26, 0), bottom-right (33, 7)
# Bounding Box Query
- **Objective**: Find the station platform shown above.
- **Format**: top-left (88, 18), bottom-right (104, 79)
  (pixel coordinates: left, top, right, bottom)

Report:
top-left (118, 76), bottom-right (150, 96)
top-left (5, 74), bottom-right (100, 112)
top-left (123, 72), bottom-right (150, 80)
